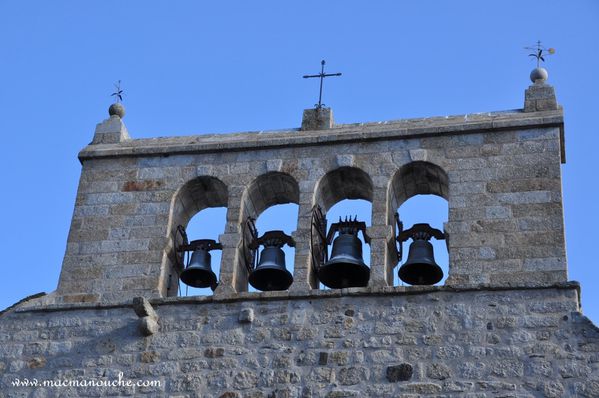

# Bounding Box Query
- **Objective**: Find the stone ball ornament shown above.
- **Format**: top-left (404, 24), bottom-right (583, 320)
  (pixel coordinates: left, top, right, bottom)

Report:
top-left (109, 102), bottom-right (126, 118)
top-left (530, 67), bottom-right (548, 83)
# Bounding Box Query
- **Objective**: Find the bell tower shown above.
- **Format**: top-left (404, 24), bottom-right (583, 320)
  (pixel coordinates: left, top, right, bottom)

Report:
top-left (49, 60), bottom-right (565, 303)
top-left (4, 63), bottom-right (597, 398)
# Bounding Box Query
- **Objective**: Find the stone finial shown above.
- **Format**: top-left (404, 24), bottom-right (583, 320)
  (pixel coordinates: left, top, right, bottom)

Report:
top-left (109, 102), bottom-right (126, 118)
top-left (526, 41), bottom-right (554, 84)
top-left (301, 107), bottom-right (334, 131)
top-left (109, 80), bottom-right (125, 118)
top-left (91, 111), bottom-right (131, 144)
top-left (523, 42), bottom-right (558, 112)
top-left (530, 67), bottom-right (549, 84)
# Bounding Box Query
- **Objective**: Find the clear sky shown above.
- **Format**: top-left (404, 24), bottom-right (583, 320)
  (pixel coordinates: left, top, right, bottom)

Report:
top-left (1, 1), bottom-right (598, 320)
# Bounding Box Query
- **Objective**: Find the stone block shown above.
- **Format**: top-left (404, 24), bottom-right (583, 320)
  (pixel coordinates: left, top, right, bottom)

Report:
top-left (523, 257), bottom-right (566, 271)
top-left (266, 159), bottom-right (283, 172)
top-left (497, 191), bottom-right (553, 205)
top-left (386, 363), bottom-right (413, 382)
top-left (91, 116), bottom-right (130, 144)
top-left (524, 83), bottom-right (558, 112)
top-left (409, 149), bottom-right (428, 162)
top-left (239, 308), bottom-right (254, 323)
top-left (132, 297), bottom-right (157, 318)
top-left (301, 107), bottom-right (334, 130)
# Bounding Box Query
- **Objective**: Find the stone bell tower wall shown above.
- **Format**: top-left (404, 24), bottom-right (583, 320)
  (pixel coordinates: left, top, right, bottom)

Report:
top-left (2, 282), bottom-right (598, 397)
top-left (54, 109), bottom-right (566, 304)
top-left (5, 81), bottom-right (598, 396)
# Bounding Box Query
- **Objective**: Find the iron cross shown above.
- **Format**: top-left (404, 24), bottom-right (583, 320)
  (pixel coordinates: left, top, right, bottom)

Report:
top-left (303, 60), bottom-right (342, 109)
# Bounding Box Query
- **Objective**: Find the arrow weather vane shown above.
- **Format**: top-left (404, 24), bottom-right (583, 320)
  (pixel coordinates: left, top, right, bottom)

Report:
top-left (111, 80), bottom-right (124, 103)
top-left (303, 60), bottom-right (342, 109)
top-left (525, 40), bottom-right (555, 68)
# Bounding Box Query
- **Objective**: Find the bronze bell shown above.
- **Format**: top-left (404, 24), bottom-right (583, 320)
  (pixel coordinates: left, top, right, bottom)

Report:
top-left (248, 231), bottom-right (294, 291)
top-left (398, 236), bottom-right (443, 286)
top-left (180, 240), bottom-right (219, 289)
top-left (318, 218), bottom-right (370, 289)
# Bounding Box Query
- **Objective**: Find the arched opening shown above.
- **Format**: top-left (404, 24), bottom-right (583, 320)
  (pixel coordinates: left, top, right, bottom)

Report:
top-left (395, 195), bottom-right (448, 286)
top-left (181, 207), bottom-right (227, 296)
top-left (315, 166), bottom-right (373, 212)
top-left (250, 203), bottom-right (299, 292)
top-left (164, 176), bottom-right (228, 297)
top-left (388, 161), bottom-right (449, 286)
top-left (319, 199), bottom-right (372, 289)
top-left (312, 167), bottom-right (373, 289)
top-left (238, 172), bottom-right (300, 292)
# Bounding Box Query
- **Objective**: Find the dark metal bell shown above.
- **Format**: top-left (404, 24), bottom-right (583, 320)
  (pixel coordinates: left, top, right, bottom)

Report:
top-left (180, 248), bottom-right (217, 289)
top-left (398, 240), bottom-right (443, 285)
top-left (319, 233), bottom-right (370, 289)
top-left (249, 245), bottom-right (293, 291)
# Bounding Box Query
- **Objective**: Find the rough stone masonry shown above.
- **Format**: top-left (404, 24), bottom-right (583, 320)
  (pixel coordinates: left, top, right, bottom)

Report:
top-left (1, 76), bottom-right (599, 397)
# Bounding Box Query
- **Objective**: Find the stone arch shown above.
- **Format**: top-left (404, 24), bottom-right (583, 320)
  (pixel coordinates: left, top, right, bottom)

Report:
top-left (162, 176), bottom-right (228, 296)
top-left (240, 172), bottom-right (300, 221)
top-left (387, 161), bottom-right (448, 224)
top-left (311, 167), bottom-right (374, 287)
top-left (235, 172), bottom-right (300, 291)
top-left (387, 161), bottom-right (449, 285)
top-left (171, 176), bottom-right (228, 229)
top-left (314, 166), bottom-right (374, 212)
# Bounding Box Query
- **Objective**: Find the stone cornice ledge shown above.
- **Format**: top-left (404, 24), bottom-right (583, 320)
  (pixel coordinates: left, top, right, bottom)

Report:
top-left (78, 109), bottom-right (564, 161)
top-left (15, 281), bottom-right (580, 314)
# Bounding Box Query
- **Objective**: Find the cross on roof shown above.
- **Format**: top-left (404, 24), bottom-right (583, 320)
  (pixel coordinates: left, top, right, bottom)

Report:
top-left (303, 60), bottom-right (342, 109)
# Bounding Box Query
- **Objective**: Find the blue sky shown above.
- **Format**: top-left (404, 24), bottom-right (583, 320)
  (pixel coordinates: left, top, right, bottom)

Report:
top-left (1, 1), bottom-right (598, 320)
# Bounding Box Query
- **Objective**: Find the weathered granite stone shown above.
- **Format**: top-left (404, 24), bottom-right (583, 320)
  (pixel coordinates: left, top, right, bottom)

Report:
top-left (133, 296), bottom-right (158, 318)
top-left (426, 363), bottom-right (452, 380)
top-left (91, 115), bottom-right (130, 144)
top-left (239, 308), bottom-right (254, 323)
top-left (524, 82), bottom-right (559, 112)
top-left (386, 363), bottom-right (413, 382)
top-left (139, 316), bottom-right (159, 336)
top-left (301, 107), bottom-right (334, 130)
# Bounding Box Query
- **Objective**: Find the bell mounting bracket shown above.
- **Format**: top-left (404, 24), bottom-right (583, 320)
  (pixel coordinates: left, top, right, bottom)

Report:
top-left (249, 230), bottom-right (295, 250)
top-left (173, 225), bottom-right (190, 271)
top-left (243, 216), bottom-right (295, 273)
top-left (242, 217), bottom-right (259, 273)
top-left (310, 205), bottom-right (328, 270)
top-left (178, 239), bottom-right (223, 253)
top-left (327, 216), bottom-right (371, 245)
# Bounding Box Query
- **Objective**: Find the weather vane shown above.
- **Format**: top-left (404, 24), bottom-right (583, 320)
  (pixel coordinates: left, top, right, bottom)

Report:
top-left (525, 41), bottom-right (555, 68)
top-left (303, 60), bottom-right (342, 109)
top-left (111, 80), bottom-right (124, 103)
